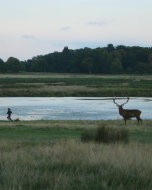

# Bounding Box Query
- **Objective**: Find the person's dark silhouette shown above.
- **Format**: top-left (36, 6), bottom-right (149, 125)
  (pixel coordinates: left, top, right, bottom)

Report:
top-left (7, 108), bottom-right (12, 121)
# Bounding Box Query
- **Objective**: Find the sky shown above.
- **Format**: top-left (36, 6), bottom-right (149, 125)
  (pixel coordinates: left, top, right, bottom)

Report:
top-left (0, 0), bottom-right (152, 61)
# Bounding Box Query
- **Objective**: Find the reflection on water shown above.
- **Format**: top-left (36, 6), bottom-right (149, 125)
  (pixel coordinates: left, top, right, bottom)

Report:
top-left (0, 97), bottom-right (151, 121)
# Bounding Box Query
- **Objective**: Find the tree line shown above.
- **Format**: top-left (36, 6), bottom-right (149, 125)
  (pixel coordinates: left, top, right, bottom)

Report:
top-left (1, 44), bottom-right (152, 74)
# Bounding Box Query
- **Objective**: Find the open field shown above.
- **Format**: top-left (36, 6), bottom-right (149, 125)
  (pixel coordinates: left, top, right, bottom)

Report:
top-left (0, 120), bottom-right (152, 190)
top-left (0, 73), bottom-right (152, 96)
top-left (0, 73), bottom-right (151, 189)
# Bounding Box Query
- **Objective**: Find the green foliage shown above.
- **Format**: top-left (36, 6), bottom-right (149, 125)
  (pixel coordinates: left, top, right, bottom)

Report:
top-left (6, 57), bottom-right (21, 73)
top-left (1, 45), bottom-right (152, 74)
top-left (23, 45), bottom-right (152, 74)
top-left (0, 57), bottom-right (23, 73)
top-left (0, 58), bottom-right (6, 73)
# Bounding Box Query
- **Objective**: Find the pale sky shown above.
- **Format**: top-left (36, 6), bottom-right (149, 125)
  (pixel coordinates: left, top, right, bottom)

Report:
top-left (0, 0), bottom-right (152, 61)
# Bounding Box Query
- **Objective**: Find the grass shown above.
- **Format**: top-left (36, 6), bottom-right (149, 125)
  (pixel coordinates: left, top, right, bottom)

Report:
top-left (81, 125), bottom-right (129, 143)
top-left (0, 73), bottom-right (151, 189)
top-left (1, 140), bottom-right (152, 190)
top-left (0, 73), bottom-right (151, 96)
top-left (0, 120), bottom-right (152, 189)
top-left (0, 120), bottom-right (151, 143)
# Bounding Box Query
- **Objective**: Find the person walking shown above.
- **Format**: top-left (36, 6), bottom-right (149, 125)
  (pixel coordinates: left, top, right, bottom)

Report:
top-left (7, 108), bottom-right (12, 121)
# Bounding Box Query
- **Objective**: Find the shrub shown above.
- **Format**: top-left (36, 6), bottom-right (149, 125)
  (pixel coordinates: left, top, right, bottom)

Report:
top-left (81, 125), bottom-right (129, 144)
top-left (96, 125), bottom-right (129, 143)
top-left (81, 129), bottom-right (96, 142)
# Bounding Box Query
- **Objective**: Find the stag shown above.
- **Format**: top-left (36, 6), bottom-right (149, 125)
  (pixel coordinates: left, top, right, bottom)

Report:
top-left (113, 97), bottom-right (142, 125)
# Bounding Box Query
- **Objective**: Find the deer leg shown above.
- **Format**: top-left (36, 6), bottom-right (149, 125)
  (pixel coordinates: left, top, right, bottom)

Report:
top-left (137, 117), bottom-right (142, 125)
top-left (138, 119), bottom-right (139, 125)
top-left (136, 117), bottom-right (139, 124)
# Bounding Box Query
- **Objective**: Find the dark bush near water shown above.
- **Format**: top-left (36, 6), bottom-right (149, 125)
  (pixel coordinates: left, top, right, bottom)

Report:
top-left (81, 125), bottom-right (129, 143)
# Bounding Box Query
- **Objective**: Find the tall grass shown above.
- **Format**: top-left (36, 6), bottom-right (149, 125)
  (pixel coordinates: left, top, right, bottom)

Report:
top-left (0, 139), bottom-right (152, 190)
top-left (0, 120), bottom-right (152, 189)
top-left (81, 125), bottom-right (129, 143)
top-left (0, 74), bottom-right (151, 96)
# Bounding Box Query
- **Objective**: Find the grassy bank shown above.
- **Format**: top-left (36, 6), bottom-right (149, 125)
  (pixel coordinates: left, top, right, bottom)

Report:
top-left (0, 120), bottom-right (152, 189)
top-left (0, 73), bottom-right (152, 96)
top-left (0, 120), bottom-right (152, 143)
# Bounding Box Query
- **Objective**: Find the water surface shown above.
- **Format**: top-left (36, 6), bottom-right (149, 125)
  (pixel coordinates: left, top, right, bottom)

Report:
top-left (0, 97), bottom-right (151, 121)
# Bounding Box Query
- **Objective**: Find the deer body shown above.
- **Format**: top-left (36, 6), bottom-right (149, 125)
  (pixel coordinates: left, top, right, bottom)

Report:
top-left (113, 97), bottom-right (142, 125)
top-left (118, 106), bottom-right (142, 125)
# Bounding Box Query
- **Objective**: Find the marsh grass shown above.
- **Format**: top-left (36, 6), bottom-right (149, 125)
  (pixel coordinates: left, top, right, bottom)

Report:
top-left (0, 74), bottom-right (151, 96)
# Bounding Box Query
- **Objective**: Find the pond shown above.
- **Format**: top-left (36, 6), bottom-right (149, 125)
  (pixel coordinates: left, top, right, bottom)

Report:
top-left (0, 97), bottom-right (151, 121)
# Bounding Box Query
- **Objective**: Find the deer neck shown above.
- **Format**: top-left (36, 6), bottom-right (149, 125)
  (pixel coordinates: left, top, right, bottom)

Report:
top-left (119, 106), bottom-right (124, 115)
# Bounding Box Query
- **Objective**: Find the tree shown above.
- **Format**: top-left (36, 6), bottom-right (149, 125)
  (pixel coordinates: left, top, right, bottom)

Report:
top-left (6, 57), bottom-right (21, 73)
top-left (30, 56), bottom-right (49, 72)
top-left (80, 57), bottom-right (94, 74)
top-left (111, 58), bottom-right (123, 74)
top-left (62, 46), bottom-right (69, 54)
top-left (0, 58), bottom-right (6, 73)
top-left (20, 45), bottom-right (152, 74)
top-left (107, 44), bottom-right (115, 52)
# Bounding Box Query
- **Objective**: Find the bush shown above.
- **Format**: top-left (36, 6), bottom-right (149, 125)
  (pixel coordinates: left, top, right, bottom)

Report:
top-left (96, 125), bottom-right (129, 143)
top-left (81, 125), bottom-right (129, 144)
top-left (81, 130), bottom-right (96, 142)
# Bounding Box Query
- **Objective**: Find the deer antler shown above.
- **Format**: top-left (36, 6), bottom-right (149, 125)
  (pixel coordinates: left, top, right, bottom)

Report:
top-left (113, 97), bottom-right (119, 106)
top-left (121, 97), bottom-right (129, 106)
top-left (113, 97), bottom-right (130, 107)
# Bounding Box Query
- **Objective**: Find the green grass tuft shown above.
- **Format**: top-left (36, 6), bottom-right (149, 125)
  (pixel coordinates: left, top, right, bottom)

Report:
top-left (81, 125), bottom-right (129, 143)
